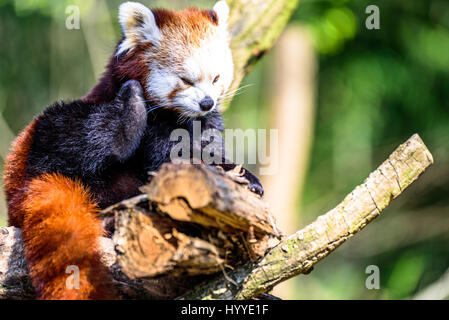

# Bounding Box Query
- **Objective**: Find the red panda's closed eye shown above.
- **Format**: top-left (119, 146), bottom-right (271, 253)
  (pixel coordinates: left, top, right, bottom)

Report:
top-left (181, 77), bottom-right (194, 86)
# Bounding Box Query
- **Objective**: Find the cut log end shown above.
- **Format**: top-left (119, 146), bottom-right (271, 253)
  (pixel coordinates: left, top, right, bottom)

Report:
top-left (112, 164), bottom-right (282, 283)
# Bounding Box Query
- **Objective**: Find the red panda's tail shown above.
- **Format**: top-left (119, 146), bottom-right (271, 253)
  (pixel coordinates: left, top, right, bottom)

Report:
top-left (20, 173), bottom-right (113, 300)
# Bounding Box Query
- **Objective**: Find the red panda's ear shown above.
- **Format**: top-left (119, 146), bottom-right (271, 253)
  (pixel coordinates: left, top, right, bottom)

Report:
top-left (213, 1), bottom-right (230, 26)
top-left (117, 2), bottom-right (161, 55)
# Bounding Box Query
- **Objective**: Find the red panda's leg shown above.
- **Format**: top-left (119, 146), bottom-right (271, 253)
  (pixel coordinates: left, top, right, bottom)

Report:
top-left (21, 173), bottom-right (114, 300)
top-left (216, 162), bottom-right (264, 196)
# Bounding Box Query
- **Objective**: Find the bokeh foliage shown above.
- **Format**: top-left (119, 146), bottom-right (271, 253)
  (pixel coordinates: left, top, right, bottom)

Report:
top-left (0, 0), bottom-right (448, 299)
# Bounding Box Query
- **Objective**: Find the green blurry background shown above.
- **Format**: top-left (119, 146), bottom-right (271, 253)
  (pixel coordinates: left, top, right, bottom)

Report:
top-left (0, 0), bottom-right (448, 299)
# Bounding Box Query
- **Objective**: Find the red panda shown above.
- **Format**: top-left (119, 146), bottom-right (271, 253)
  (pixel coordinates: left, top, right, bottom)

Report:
top-left (3, 1), bottom-right (263, 300)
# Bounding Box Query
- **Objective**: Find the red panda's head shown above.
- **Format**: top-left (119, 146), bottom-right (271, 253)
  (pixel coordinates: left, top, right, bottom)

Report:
top-left (117, 1), bottom-right (233, 117)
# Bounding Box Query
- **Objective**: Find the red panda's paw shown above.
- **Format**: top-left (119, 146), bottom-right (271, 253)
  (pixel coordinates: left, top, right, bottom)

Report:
top-left (243, 170), bottom-right (264, 197)
top-left (116, 79), bottom-right (147, 120)
top-left (109, 80), bottom-right (148, 160)
top-left (115, 80), bottom-right (147, 130)
top-left (116, 79), bottom-right (144, 107)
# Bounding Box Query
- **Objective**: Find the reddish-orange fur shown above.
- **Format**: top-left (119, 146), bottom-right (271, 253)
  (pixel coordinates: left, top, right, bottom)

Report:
top-left (4, 6), bottom-right (220, 300)
top-left (153, 8), bottom-right (218, 36)
top-left (4, 122), bottom-right (113, 299)
top-left (4, 120), bottom-right (37, 227)
top-left (21, 173), bottom-right (112, 299)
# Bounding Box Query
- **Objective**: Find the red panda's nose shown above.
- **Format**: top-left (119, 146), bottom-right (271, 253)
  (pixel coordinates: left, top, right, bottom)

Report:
top-left (199, 96), bottom-right (215, 111)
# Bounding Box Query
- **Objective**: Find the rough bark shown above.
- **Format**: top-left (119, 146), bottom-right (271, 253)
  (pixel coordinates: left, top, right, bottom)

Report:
top-left (0, 164), bottom-right (282, 299)
top-left (179, 134), bottom-right (434, 299)
top-left (108, 165), bottom-right (281, 283)
top-left (223, 0), bottom-right (301, 109)
top-left (0, 134), bottom-right (433, 299)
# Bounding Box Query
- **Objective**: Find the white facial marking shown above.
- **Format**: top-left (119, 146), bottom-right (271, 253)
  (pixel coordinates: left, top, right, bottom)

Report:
top-left (146, 66), bottom-right (179, 101)
top-left (146, 27), bottom-right (233, 117)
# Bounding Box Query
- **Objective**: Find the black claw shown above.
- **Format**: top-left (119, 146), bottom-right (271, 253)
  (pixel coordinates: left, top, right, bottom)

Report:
top-left (242, 170), bottom-right (264, 196)
top-left (250, 182), bottom-right (264, 196)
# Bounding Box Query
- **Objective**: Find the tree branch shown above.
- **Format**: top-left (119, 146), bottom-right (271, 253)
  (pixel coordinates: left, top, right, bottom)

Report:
top-left (0, 134), bottom-right (433, 299)
top-left (180, 134), bottom-right (433, 299)
top-left (225, 0), bottom-right (300, 109)
top-left (0, 165), bottom-right (282, 300)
